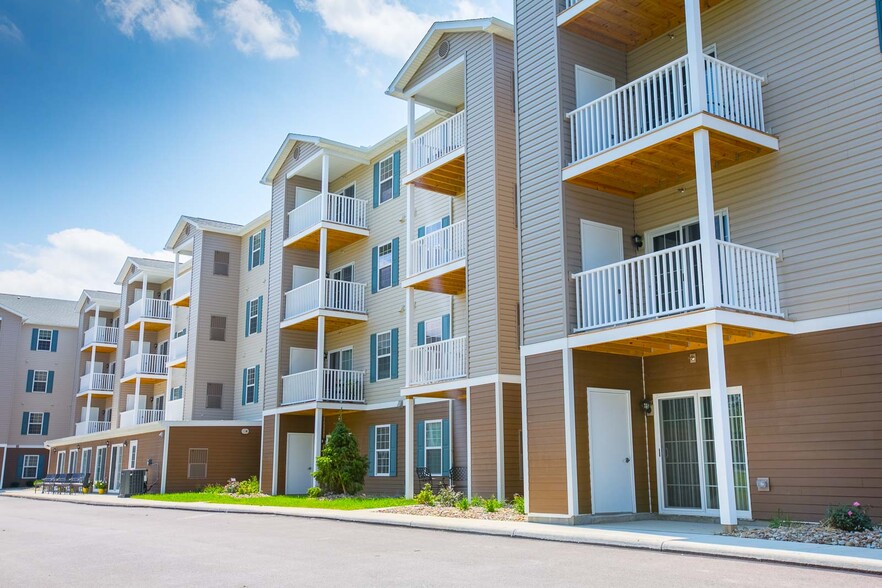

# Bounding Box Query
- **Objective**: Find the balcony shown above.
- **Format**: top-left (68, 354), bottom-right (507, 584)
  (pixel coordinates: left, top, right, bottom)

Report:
top-left (558, 0), bottom-right (725, 52)
top-left (120, 408), bottom-right (164, 428)
top-left (409, 337), bottom-right (468, 386)
top-left (172, 270), bottom-right (191, 307)
top-left (79, 372), bottom-right (114, 395)
top-left (404, 110), bottom-right (466, 196)
top-left (564, 55), bottom-right (777, 198)
top-left (281, 278), bottom-right (367, 332)
top-left (82, 325), bottom-right (119, 352)
top-left (402, 221), bottom-right (467, 295)
top-left (285, 192), bottom-right (369, 251)
top-left (121, 353), bottom-right (168, 384)
top-left (281, 369), bottom-right (365, 406)
top-left (166, 398), bottom-right (184, 421)
top-left (573, 240), bottom-right (782, 335)
top-left (75, 421), bottom-right (111, 436)
top-left (125, 297), bottom-right (172, 330)
top-left (167, 333), bottom-right (188, 368)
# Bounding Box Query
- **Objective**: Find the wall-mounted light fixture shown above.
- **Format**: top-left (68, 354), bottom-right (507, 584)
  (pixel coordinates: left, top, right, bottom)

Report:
top-left (640, 398), bottom-right (653, 415)
top-left (631, 234), bottom-right (644, 249)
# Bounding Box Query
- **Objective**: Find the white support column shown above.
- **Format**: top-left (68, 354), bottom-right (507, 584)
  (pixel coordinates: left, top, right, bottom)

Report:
top-left (495, 380), bottom-right (505, 500)
top-left (318, 229), bottom-right (328, 308)
top-left (315, 316), bottom-right (326, 402)
top-left (89, 304), bottom-right (99, 376)
top-left (312, 407), bottom-right (323, 487)
top-left (706, 324), bottom-right (737, 528)
top-left (684, 0), bottom-right (707, 114)
top-left (404, 287), bottom-right (413, 387)
top-left (405, 184), bottom-right (414, 276)
top-left (167, 253), bottom-right (178, 402)
top-left (0, 446), bottom-right (6, 489)
top-left (404, 397), bottom-right (415, 499)
top-left (466, 387), bottom-right (472, 500)
top-left (406, 98), bottom-right (415, 174)
top-left (85, 393), bottom-right (92, 423)
top-left (562, 348), bottom-right (578, 517)
top-left (320, 152), bottom-right (330, 222)
top-left (694, 129), bottom-right (722, 307)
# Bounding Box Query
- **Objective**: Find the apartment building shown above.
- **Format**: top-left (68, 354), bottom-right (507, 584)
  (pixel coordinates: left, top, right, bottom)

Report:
top-left (259, 18), bottom-right (522, 500)
top-left (0, 293), bottom-right (78, 488)
top-left (515, 0), bottom-right (882, 525)
top-left (45, 214), bottom-right (269, 493)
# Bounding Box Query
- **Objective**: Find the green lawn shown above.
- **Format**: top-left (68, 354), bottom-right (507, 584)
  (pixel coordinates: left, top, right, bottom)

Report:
top-left (133, 493), bottom-right (416, 510)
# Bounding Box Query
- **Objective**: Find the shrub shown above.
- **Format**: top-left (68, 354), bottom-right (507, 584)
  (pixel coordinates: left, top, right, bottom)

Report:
top-left (237, 476), bottom-right (260, 495)
top-left (456, 497), bottom-right (470, 511)
top-left (312, 418), bottom-right (369, 495)
top-left (769, 509), bottom-right (793, 529)
top-left (307, 486), bottom-right (324, 499)
top-left (223, 478), bottom-right (240, 494)
top-left (485, 496), bottom-right (503, 513)
top-left (416, 483), bottom-right (435, 506)
top-left (94, 480), bottom-right (108, 490)
top-left (435, 485), bottom-right (462, 507)
top-left (825, 501), bottom-right (873, 532)
top-left (470, 495), bottom-right (486, 508)
top-left (512, 494), bottom-right (525, 515)
top-left (202, 483), bottom-right (224, 494)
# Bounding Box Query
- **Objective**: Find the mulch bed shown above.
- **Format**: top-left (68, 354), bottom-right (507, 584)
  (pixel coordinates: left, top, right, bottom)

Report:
top-left (725, 524), bottom-right (882, 549)
top-left (380, 505), bottom-right (526, 522)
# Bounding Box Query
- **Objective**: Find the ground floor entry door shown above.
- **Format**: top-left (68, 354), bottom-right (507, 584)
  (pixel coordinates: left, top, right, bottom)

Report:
top-left (587, 389), bottom-right (636, 513)
top-left (108, 445), bottom-right (123, 492)
top-left (654, 390), bottom-right (751, 518)
top-left (286, 432), bottom-right (315, 495)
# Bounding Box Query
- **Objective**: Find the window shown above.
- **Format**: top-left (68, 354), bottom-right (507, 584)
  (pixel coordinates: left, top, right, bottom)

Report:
top-left (32, 370), bottom-right (49, 393)
top-left (22, 455), bottom-right (39, 480)
top-left (374, 425), bottom-right (391, 476)
top-left (377, 242), bottom-right (393, 291)
top-left (128, 441), bottom-right (138, 469)
top-left (424, 318), bottom-right (443, 345)
top-left (56, 451), bottom-right (65, 474)
top-left (327, 348), bottom-right (352, 371)
top-left (244, 367), bottom-right (257, 404)
top-left (68, 449), bottom-right (78, 474)
top-left (170, 386), bottom-right (183, 401)
top-left (376, 331), bottom-right (392, 381)
top-left (250, 230), bottom-right (263, 269)
top-left (213, 251), bottom-right (230, 276)
top-left (377, 155), bottom-right (394, 204)
top-left (210, 316), bottom-right (226, 341)
top-left (81, 448), bottom-right (93, 475)
top-left (157, 340), bottom-right (169, 357)
top-left (188, 448), bottom-right (208, 479)
top-left (331, 264), bottom-right (354, 282)
top-left (424, 420), bottom-right (443, 476)
top-left (206, 383), bottom-right (223, 409)
top-left (36, 329), bottom-right (52, 351)
top-left (246, 297), bottom-right (262, 336)
top-left (339, 183), bottom-right (356, 198)
top-left (27, 412), bottom-right (44, 435)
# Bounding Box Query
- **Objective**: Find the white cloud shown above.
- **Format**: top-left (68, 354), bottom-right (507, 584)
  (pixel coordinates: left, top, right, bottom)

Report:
top-left (0, 15), bottom-right (23, 43)
top-left (216, 0), bottom-right (300, 59)
top-left (103, 0), bottom-right (204, 41)
top-left (0, 229), bottom-right (173, 300)
top-left (295, 0), bottom-right (513, 60)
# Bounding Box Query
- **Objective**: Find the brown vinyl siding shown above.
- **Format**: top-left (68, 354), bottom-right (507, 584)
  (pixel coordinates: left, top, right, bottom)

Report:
top-left (502, 383), bottom-right (524, 498)
top-left (260, 414), bottom-right (275, 494)
top-left (524, 351), bottom-right (568, 514)
top-left (469, 384), bottom-right (497, 497)
top-left (165, 426), bottom-right (261, 493)
top-left (2, 448), bottom-right (49, 488)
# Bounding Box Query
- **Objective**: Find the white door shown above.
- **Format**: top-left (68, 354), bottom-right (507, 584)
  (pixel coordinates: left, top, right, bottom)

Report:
top-left (580, 220), bottom-right (623, 272)
top-left (289, 347), bottom-right (316, 375)
top-left (293, 265), bottom-right (320, 290)
top-left (126, 394), bottom-right (147, 410)
top-left (133, 288), bottom-right (155, 301)
top-left (129, 341), bottom-right (141, 356)
top-left (81, 406), bottom-right (100, 421)
top-left (587, 388), bottom-right (636, 514)
top-left (295, 187), bottom-right (321, 208)
top-left (575, 66), bottom-right (616, 109)
top-left (86, 361), bottom-right (104, 374)
top-left (286, 432), bottom-right (315, 495)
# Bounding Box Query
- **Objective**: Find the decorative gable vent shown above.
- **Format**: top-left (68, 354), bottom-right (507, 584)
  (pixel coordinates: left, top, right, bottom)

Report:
top-left (184, 224), bottom-right (191, 236)
top-left (438, 39), bottom-right (450, 59)
top-left (293, 146), bottom-right (301, 159)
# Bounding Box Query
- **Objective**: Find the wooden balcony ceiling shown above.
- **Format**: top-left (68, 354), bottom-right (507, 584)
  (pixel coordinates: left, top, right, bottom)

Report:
top-left (567, 125), bottom-right (776, 198)
top-left (120, 373), bottom-right (167, 385)
top-left (124, 319), bottom-right (170, 331)
top-left (409, 154), bottom-right (465, 197)
top-left (577, 324), bottom-right (786, 357)
top-left (285, 225), bottom-right (368, 252)
top-left (406, 266), bottom-right (466, 296)
top-left (83, 343), bottom-right (117, 354)
top-left (281, 314), bottom-right (366, 333)
top-left (167, 357), bottom-right (187, 369)
top-left (172, 295), bottom-right (190, 308)
top-left (561, 0), bottom-right (725, 52)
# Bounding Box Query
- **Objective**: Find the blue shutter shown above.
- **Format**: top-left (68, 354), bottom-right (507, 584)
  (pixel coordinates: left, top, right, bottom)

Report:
top-left (389, 423), bottom-right (398, 477)
top-left (417, 225), bottom-right (426, 239)
top-left (392, 151), bottom-right (401, 198)
top-left (442, 419), bottom-right (451, 475)
top-left (390, 328), bottom-right (399, 380)
top-left (41, 413), bottom-right (50, 436)
top-left (30, 329), bottom-right (38, 351)
top-left (254, 365), bottom-right (260, 403)
top-left (244, 300), bottom-right (251, 337)
top-left (37, 455), bottom-right (46, 479)
top-left (50, 330), bottom-right (58, 352)
top-left (369, 334), bottom-right (377, 383)
top-left (259, 228), bottom-right (266, 265)
top-left (367, 425), bottom-right (376, 476)
top-left (441, 216), bottom-right (450, 228)
top-left (441, 314), bottom-right (451, 341)
top-left (248, 235), bottom-right (254, 270)
top-left (241, 368), bottom-right (247, 406)
top-left (46, 371), bottom-right (54, 394)
top-left (21, 413), bottom-right (29, 435)
top-left (372, 162), bottom-right (380, 208)
top-left (26, 370), bottom-right (34, 393)
top-left (16, 456), bottom-right (23, 480)
top-left (257, 296), bottom-right (263, 333)
top-left (391, 238), bottom-right (399, 286)
top-left (416, 421), bottom-right (425, 468)
top-left (417, 321), bottom-right (426, 346)
top-left (371, 246), bottom-right (378, 293)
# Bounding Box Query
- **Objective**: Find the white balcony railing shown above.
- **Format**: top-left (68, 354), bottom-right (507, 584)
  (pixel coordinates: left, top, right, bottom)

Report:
top-left (120, 409), bottom-right (165, 428)
top-left (83, 325), bottom-right (119, 348)
top-left (173, 270), bottom-right (191, 300)
top-left (409, 221), bottom-right (467, 276)
top-left (170, 334), bottom-right (188, 363)
top-left (281, 369), bottom-right (365, 405)
top-left (79, 372), bottom-right (114, 393)
top-left (410, 110), bottom-right (466, 172)
top-left (409, 337), bottom-right (468, 386)
top-left (572, 240), bottom-right (781, 332)
top-left (165, 398), bottom-right (184, 421)
top-left (128, 298), bottom-right (171, 323)
top-left (288, 192), bottom-right (369, 239)
top-left (284, 278), bottom-right (366, 321)
top-left (123, 353), bottom-right (168, 378)
top-left (568, 55), bottom-right (766, 164)
top-left (75, 421), bottom-right (111, 436)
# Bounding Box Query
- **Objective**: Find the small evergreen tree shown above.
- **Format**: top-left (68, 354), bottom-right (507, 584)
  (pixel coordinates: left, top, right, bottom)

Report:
top-left (312, 417), bottom-right (369, 495)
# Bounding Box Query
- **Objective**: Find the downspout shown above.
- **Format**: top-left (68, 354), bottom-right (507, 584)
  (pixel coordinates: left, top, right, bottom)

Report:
top-left (641, 357), bottom-right (652, 513)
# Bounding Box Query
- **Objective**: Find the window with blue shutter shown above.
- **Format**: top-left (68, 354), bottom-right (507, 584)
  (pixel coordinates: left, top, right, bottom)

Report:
top-left (373, 331), bottom-right (393, 381)
top-left (417, 216), bottom-right (450, 239)
top-left (32, 329), bottom-right (54, 351)
top-left (26, 369), bottom-right (34, 393)
top-left (391, 238), bottom-right (399, 287)
top-left (389, 423), bottom-right (398, 477)
top-left (41, 413), bottom-right (50, 436)
top-left (416, 421), bottom-right (425, 468)
top-left (245, 297), bottom-right (261, 336)
top-left (50, 330), bottom-right (59, 352)
top-left (369, 334), bottom-right (377, 382)
top-left (371, 424), bottom-right (393, 476)
top-left (374, 153), bottom-right (398, 207)
top-left (373, 241), bottom-right (395, 292)
top-left (248, 229), bottom-right (266, 270)
top-left (419, 419), bottom-right (448, 477)
top-left (390, 328), bottom-right (399, 380)
top-left (21, 412), bottom-right (29, 435)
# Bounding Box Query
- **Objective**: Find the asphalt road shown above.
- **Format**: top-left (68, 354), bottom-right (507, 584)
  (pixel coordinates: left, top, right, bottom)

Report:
top-left (0, 499), bottom-right (876, 587)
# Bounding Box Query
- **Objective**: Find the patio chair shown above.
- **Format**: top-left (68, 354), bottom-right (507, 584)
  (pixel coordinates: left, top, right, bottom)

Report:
top-left (448, 466), bottom-right (467, 492)
top-left (416, 467), bottom-right (434, 491)
top-left (40, 474), bottom-right (57, 494)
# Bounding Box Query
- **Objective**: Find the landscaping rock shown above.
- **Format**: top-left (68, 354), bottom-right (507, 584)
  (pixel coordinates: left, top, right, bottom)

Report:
top-left (381, 505), bottom-right (526, 522)
top-left (725, 524), bottom-right (882, 549)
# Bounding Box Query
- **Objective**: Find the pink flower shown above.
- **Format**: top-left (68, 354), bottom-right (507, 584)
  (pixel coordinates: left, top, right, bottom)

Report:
top-left (848, 511), bottom-right (853, 516)
top-left (853, 501), bottom-right (861, 507)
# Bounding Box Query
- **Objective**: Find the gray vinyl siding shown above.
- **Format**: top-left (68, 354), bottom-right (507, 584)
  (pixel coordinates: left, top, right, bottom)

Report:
top-left (235, 220), bottom-right (269, 420)
top-left (515, 0), bottom-right (570, 345)
top-left (0, 307), bottom-right (20, 443)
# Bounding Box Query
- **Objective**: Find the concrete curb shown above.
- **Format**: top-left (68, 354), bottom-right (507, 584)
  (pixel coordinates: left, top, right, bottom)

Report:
top-left (3, 492), bottom-right (881, 575)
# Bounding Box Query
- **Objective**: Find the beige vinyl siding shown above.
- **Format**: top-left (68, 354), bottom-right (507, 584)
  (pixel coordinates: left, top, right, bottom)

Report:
top-left (235, 220), bottom-right (269, 420)
top-left (408, 31), bottom-right (477, 94)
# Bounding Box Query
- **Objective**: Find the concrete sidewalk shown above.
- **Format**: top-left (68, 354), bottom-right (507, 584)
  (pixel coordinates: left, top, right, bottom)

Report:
top-left (3, 489), bottom-right (880, 574)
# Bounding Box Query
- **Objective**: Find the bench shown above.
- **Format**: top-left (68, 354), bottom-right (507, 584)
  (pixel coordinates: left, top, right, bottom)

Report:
top-left (67, 473), bottom-right (91, 494)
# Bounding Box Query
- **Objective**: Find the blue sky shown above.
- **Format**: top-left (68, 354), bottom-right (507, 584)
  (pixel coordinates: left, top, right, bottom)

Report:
top-left (0, 0), bottom-right (510, 298)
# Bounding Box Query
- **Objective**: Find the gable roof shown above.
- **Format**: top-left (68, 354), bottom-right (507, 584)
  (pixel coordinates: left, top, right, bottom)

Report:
top-left (164, 212), bottom-right (271, 250)
top-left (386, 18), bottom-right (513, 100)
top-left (114, 256), bottom-right (174, 285)
top-left (0, 293), bottom-right (79, 328)
top-left (76, 289), bottom-right (121, 313)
